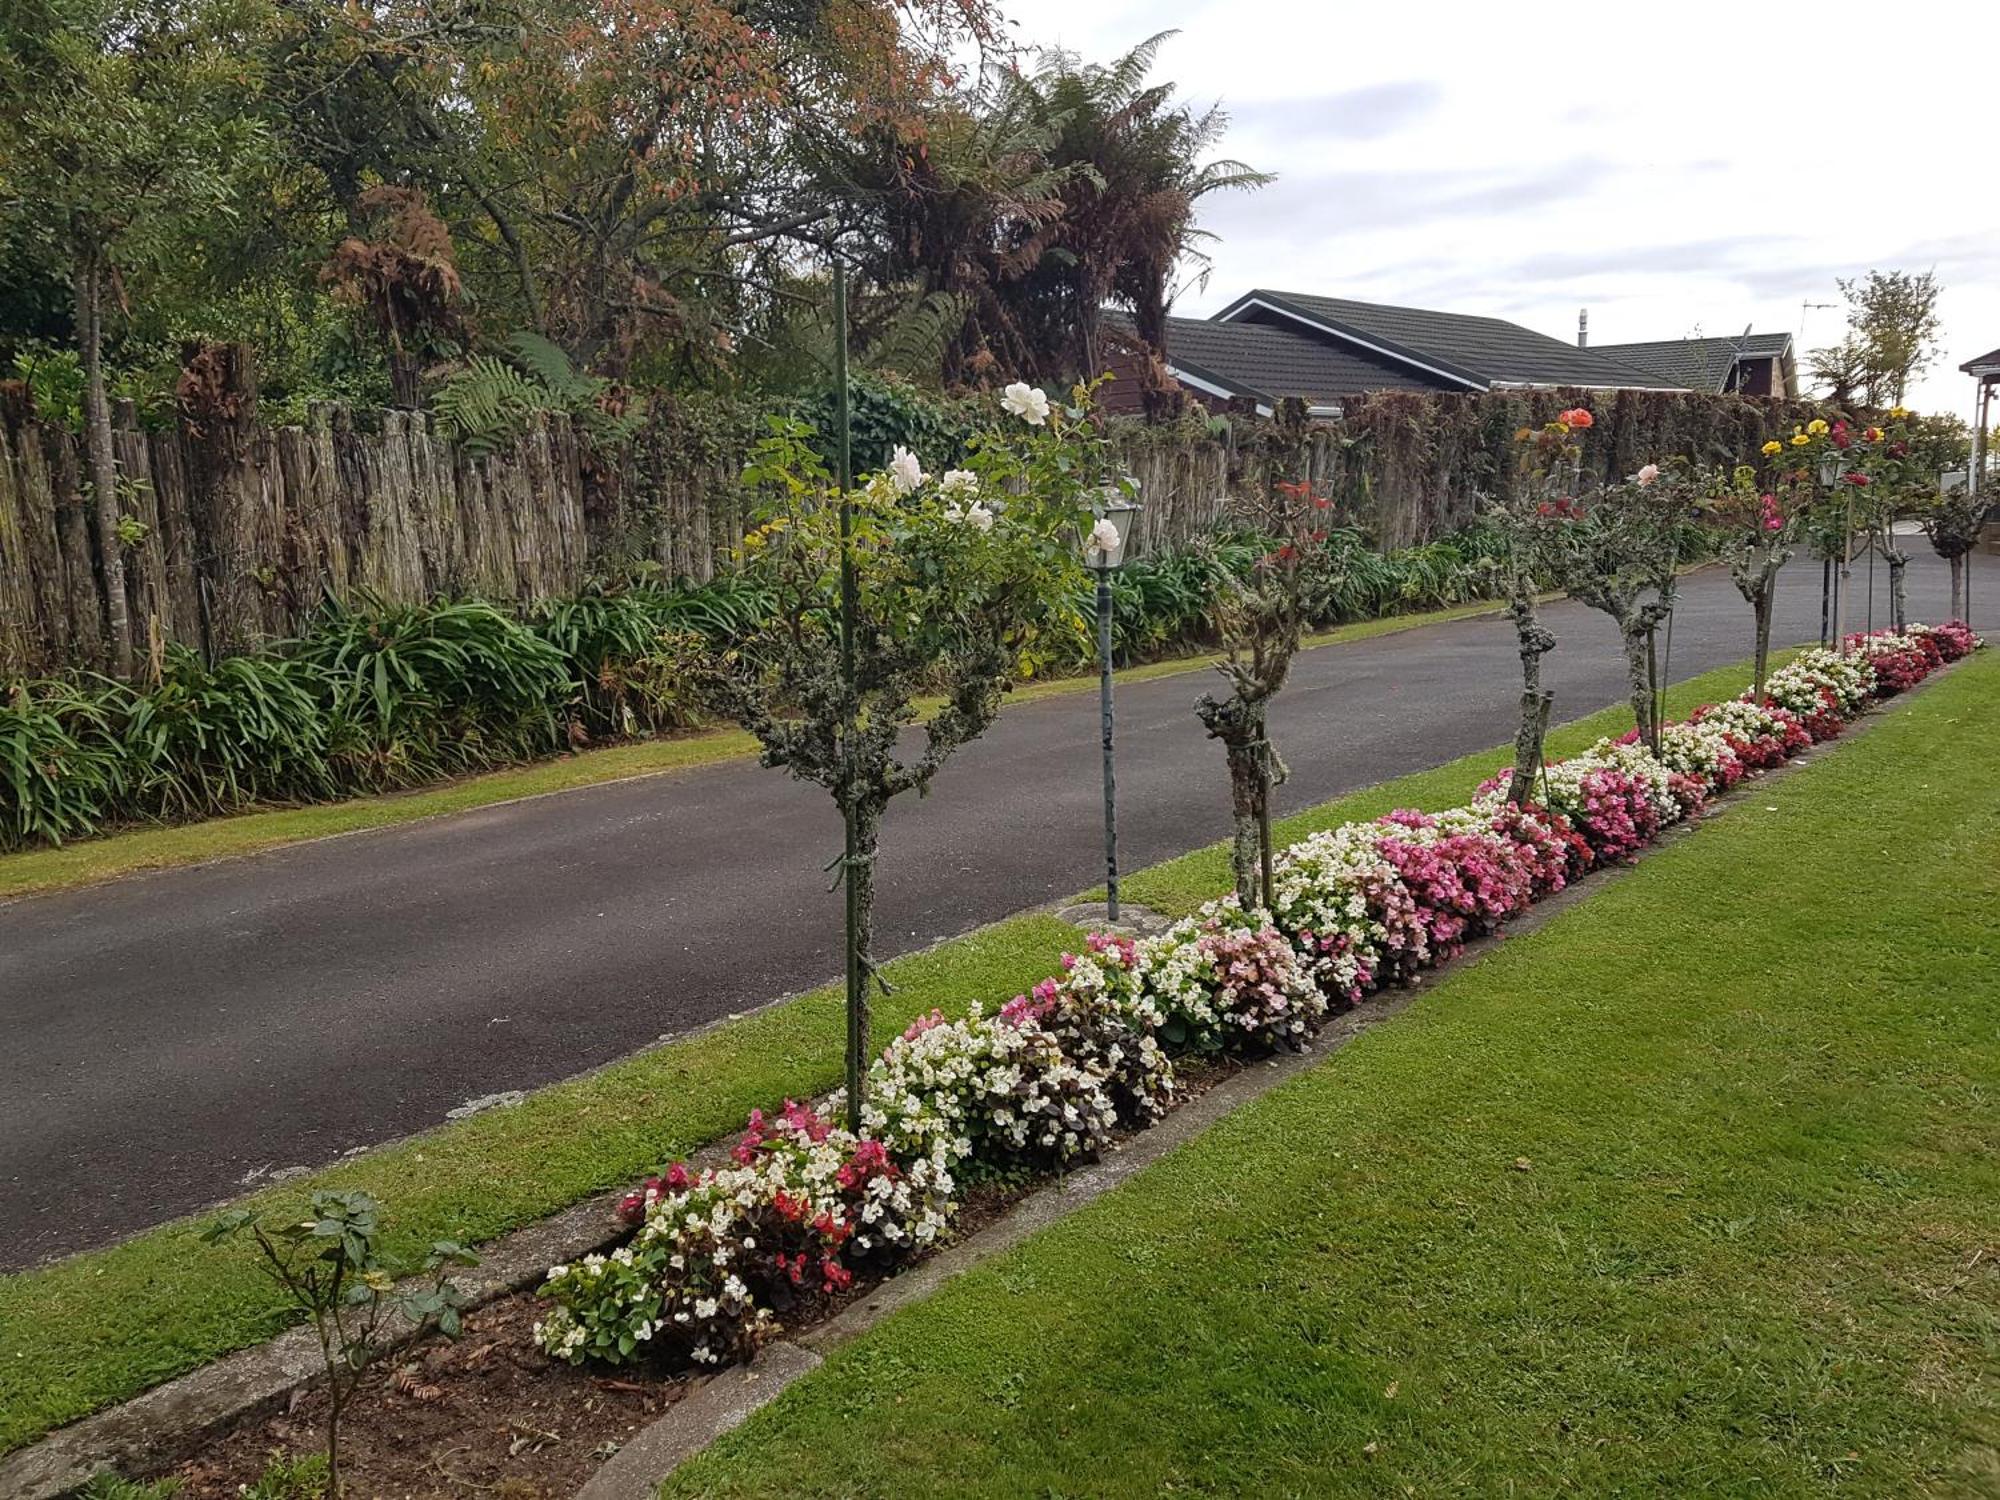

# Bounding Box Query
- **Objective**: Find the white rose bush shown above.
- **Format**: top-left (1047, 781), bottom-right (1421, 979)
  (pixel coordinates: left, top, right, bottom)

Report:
top-left (539, 616), bottom-right (1981, 1372)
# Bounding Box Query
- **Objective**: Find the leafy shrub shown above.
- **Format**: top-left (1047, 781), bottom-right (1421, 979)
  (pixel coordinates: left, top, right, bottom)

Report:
top-left (293, 595), bottom-right (572, 786)
top-left (122, 647), bottom-right (334, 818)
top-left (1, 676), bottom-right (128, 850)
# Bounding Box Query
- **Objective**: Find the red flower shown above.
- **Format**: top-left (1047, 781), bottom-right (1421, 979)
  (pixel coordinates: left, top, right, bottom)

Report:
top-left (1558, 407), bottom-right (1594, 430)
top-left (1846, 471), bottom-right (1870, 487)
top-left (1863, 426), bottom-right (1884, 443)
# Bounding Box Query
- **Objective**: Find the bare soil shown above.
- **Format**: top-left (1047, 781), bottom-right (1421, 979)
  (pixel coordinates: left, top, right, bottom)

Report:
top-left (154, 1058), bottom-right (1242, 1497)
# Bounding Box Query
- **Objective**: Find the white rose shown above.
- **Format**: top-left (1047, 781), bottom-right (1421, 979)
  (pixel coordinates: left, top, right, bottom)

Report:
top-left (965, 502), bottom-right (995, 533)
top-left (887, 446), bottom-right (925, 494)
top-left (1635, 463), bottom-right (1660, 486)
top-left (940, 469), bottom-right (979, 495)
top-left (1085, 517), bottom-right (1122, 559)
top-left (1001, 381), bottom-right (1051, 426)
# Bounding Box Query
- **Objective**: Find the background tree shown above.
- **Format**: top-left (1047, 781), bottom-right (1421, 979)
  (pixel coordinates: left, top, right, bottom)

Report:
top-left (1807, 270), bottom-right (1943, 407)
top-left (833, 31), bottom-right (1267, 390)
top-left (0, 0), bottom-right (267, 675)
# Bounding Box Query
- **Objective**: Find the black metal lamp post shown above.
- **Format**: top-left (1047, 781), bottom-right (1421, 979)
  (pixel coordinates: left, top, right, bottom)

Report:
top-left (1086, 483), bottom-right (1142, 922)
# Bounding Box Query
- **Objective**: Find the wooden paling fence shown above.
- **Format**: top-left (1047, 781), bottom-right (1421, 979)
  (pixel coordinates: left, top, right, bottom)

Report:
top-left (1, 370), bottom-right (1814, 678)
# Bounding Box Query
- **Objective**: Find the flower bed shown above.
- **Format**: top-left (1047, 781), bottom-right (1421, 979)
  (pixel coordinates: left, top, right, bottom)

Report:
top-left (535, 624), bottom-right (1982, 1371)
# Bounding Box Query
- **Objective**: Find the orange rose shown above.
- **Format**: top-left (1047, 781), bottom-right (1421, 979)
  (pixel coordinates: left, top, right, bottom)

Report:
top-left (1559, 407), bottom-right (1595, 430)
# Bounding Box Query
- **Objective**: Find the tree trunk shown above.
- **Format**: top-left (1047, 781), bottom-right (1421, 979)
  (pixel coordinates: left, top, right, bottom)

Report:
top-left (75, 244), bottom-right (133, 678)
top-left (1886, 546), bottom-right (1908, 634)
top-left (1196, 692), bottom-right (1270, 910)
top-left (1752, 580), bottom-right (1775, 703)
top-left (1620, 620), bottom-right (1654, 746)
top-left (1950, 553), bottom-right (1965, 622)
top-left (842, 795), bottom-right (882, 1132)
top-left (1506, 585), bottom-right (1555, 804)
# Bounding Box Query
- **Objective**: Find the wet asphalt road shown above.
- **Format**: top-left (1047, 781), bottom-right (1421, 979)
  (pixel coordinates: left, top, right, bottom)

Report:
top-left (0, 551), bottom-right (1960, 1269)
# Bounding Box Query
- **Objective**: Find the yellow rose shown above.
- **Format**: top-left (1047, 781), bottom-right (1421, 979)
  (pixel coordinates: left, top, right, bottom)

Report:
top-left (1791, 433), bottom-right (1810, 447)
top-left (1761, 440), bottom-right (1783, 456)
top-left (1889, 406), bottom-right (1910, 420)
top-left (1806, 418), bottom-right (1829, 436)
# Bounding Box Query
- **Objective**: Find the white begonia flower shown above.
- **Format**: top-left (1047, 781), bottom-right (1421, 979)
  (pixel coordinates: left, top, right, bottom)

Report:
top-left (1002, 381), bottom-right (1051, 426)
top-left (1086, 517), bottom-right (1122, 559)
top-left (887, 446), bottom-right (925, 494)
top-left (941, 468), bottom-right (978, 495)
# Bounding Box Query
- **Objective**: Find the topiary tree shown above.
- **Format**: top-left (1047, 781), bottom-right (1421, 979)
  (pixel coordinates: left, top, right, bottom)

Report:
top-left (1486, 409), bottom-right (1591, 804)
top-left (1711, 435), bottom-right (1822, 701)
top-left (1871, 408), bottom-right (1974, 624)
top-left (1535, 413), bottom-right (1689, 751)
top-left (711, 380), bottom-right (1110, 1126)
top-left (1194, 451), bottom-right (1347, 910)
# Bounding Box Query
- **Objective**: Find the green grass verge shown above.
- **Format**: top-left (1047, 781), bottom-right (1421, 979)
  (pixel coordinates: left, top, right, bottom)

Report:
top-left (0, 914), bottom-right (1080, 1456)
top-left (0, 597), bottom-right (1507, 903)
top-left (0, 635), bottom-right (1735, 1459)
top-left (664, 652), bottom-right (2000, 1499)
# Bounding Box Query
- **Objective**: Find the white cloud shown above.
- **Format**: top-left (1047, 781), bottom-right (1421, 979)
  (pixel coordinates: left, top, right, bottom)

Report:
top-left (992, 0), bottom-right (2000, 415)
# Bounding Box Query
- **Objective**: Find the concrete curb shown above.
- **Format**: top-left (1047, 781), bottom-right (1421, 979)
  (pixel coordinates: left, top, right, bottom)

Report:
top-left (0, 656), bottom-right (1952, 1497)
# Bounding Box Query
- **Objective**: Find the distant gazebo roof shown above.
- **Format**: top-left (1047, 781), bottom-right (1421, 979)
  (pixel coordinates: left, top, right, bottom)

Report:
top-left (1961, 347), bottom-right (2000, 379)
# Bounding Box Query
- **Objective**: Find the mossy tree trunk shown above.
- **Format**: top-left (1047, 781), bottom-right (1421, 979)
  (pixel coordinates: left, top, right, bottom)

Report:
top-left (1505, 578), bottom-right (1555, 805)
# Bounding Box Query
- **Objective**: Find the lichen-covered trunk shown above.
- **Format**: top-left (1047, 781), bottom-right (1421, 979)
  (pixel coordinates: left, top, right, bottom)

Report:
top-left (1196, 690), bottom-right (1272, 912)
top-left (1222, 716), bottom-right (1269, 911)
top-left (1621, 620), bottom-right (1655, 746)
top-left (1887, 547), bottom-right (1909, 634)
top-left (841, 796), bottom-right (882, 1131)
top-left (1950, 553), bottom-right (1965, 622)
top-left (1506, 586), bottom-right (1555, 805)
top-left (1752, 581), bottom-right (1776, 703)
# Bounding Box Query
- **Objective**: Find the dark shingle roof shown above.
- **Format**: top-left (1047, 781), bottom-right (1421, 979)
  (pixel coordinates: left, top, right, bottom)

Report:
top-left (1134, 314), bottom-right (1460, 406)
top-left (1590, 333), bottom-right (1792, 393)
top-left (1219, 290), bottom-right (1687, 391)
top-left (1961, 346), bottom-right (2000, 374)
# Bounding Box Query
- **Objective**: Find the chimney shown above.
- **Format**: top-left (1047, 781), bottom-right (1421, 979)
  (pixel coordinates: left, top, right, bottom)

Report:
top-left (1577, 308), bottom-right (1589, 348)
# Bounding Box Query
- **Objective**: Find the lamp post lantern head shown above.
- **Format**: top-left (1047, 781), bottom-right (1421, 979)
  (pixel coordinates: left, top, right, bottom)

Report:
top-left (1817, 453), bottom-right (1843, 489)
top-left (1086, 479), bottom-right (1143, 571)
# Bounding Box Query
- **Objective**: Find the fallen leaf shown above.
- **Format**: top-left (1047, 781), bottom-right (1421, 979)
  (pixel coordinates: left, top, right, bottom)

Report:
top-left (1513, 1157), bottom-right (1533, 1172)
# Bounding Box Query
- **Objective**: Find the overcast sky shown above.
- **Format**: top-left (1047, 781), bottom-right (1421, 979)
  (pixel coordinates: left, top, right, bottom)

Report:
top-left (994, 0), bottom-right (1999, 416)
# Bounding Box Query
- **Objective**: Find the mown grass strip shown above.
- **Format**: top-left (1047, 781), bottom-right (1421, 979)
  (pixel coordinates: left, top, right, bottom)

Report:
top-left (662, 651), bottom-right (2000, 1499)
top-left (0, 643), bottom-right (1738, 1457)
top-left (0, 598), bottom-right (1508, 904)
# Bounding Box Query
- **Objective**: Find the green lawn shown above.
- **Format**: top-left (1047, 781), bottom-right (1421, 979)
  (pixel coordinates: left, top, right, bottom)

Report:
top-left (0, 596), bottom-right (1508, 902)
top-left (0, 647), bottom-right (1791, 1459)
top-left (665, 651), bottom-right (2000, 1499)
